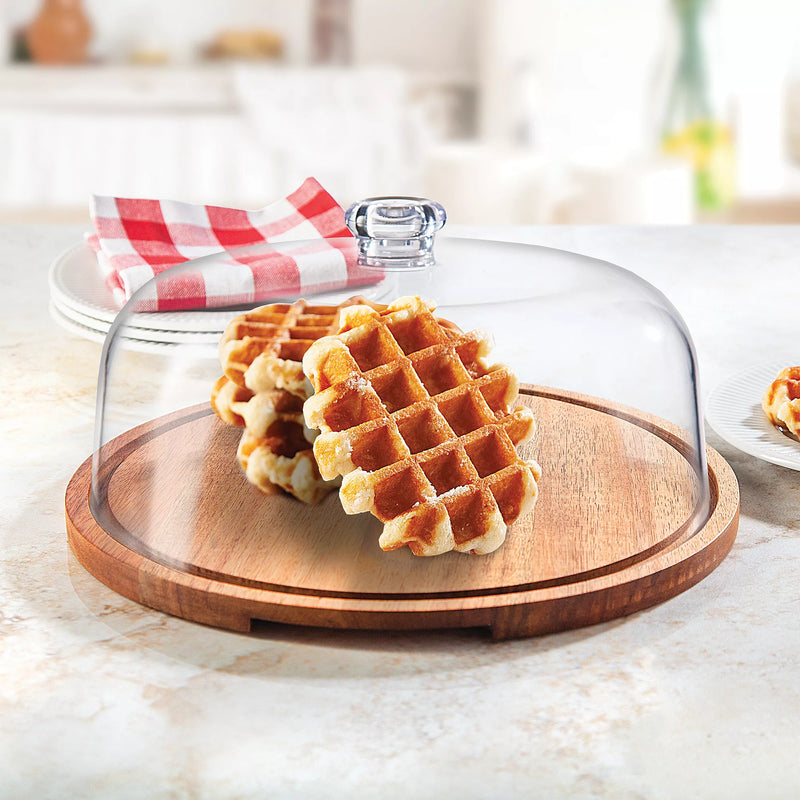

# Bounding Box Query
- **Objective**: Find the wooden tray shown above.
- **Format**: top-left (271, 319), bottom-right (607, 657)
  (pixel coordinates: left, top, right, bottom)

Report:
top-left (65, 386), bottom-right (739, 640)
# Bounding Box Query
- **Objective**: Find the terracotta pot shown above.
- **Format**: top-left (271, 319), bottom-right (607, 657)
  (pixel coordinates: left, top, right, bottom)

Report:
top-left (26, 0), bottom-right (92, 65)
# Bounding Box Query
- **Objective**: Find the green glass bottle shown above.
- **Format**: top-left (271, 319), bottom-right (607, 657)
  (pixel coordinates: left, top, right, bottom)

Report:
top-left (660, 0), bottom-right (736, 211)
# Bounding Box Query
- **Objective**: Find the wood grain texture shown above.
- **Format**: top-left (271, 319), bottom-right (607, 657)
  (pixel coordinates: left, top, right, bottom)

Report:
top-left (65, 386), bottom-right (740, 639)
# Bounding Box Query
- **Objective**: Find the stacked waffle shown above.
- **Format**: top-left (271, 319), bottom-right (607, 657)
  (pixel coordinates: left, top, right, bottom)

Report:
top-left (212, 295), bottom-right (541, 555)
top-left (212, 298), bottom-right (383, 503)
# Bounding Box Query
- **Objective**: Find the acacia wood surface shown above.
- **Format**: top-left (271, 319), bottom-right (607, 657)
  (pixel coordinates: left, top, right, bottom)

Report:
top-left (65, 387), bottom-right (740, 639)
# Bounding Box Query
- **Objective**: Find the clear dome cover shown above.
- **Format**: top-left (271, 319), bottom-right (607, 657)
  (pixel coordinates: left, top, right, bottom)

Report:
top-left (71, 199), bottom-right (737, 639)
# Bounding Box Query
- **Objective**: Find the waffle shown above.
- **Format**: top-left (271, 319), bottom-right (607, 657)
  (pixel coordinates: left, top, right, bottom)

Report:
top-left (762, 366), bottom-right (800, 441)
top-left (219, 297), bottom-right (386, 399)
top-left (212, 374), bottom-right (337, 503)
top-left (211, 374), bottom-right (254, 427)
top-left (303, 296), bottom-right (541, 556)
top-left (237, 428), bottom-right (338, 505)
top-left (212, 375), bottom-right (307, 434)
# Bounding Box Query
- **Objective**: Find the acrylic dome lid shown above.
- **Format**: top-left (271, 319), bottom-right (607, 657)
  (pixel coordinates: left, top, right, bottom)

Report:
top-left (69, 197), bottom-right (737, 639)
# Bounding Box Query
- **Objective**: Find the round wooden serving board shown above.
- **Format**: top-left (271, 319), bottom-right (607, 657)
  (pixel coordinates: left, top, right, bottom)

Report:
top-left (66, 387), bottom-right (739, 640)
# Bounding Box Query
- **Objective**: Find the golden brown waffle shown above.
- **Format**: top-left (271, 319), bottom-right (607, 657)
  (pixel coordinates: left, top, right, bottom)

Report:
top-left (219, 297), bottom-right (386, 399)
top-left (237, 427), bottom-right (338, 505)
top-left (303, 296), bottom-right (541, 556)
top-left (762, 366), bottom-right (800, 440)
top-left (211, 375), bottom-right (254, 427)
top-left (212, 375), bottom-right (307, 434)
top-left (212, 374), bottom-right (337, 503)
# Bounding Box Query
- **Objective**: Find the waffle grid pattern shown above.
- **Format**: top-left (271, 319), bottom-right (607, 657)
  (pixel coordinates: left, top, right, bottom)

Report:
top-left (219, 297), bottom-right (384, 397)
top-left (212, 297), bottom-right (385, 502)
top-left (211, 374), bottom-right (336, 504)
top-left (303, 298), bottom-right (540, 556)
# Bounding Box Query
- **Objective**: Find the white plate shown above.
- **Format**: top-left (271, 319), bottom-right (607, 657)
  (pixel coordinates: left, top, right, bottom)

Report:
top-left (706, 362), bottom-right (800, 471)
top-left (48, 241), bottom-right (393, 339)
top-left (48, 300), bottom-right (107, 345)
top-left (51, 295), bottom-right (223, 345)
top-left (48, 242), bottom-right (242, 333)
top-left (49, 302), bottom-right (219, 357)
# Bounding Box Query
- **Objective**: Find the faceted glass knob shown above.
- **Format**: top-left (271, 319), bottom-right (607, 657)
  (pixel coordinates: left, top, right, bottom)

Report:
top-left (345, 197), bottom-right (446, 269)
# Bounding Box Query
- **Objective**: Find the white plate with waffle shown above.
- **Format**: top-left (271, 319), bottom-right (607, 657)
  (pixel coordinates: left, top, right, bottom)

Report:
top-left (706, 362), bottom-right (800, 471)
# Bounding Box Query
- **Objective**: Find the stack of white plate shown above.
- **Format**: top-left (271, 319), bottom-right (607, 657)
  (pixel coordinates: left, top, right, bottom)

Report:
top-left (48, 243), bottom-right (244, 354)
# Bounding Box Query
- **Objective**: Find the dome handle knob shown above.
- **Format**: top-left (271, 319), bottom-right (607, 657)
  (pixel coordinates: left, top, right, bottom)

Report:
top-left (344, 197), bottom-right (446, 270)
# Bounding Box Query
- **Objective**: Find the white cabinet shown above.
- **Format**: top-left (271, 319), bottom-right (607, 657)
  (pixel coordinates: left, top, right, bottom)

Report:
top-left (0, 64), bottom-right (439, 216)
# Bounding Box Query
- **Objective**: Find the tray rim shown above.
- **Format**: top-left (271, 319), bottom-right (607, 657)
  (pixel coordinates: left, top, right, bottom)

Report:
top-left (65, 385), bottom-right (740, 639)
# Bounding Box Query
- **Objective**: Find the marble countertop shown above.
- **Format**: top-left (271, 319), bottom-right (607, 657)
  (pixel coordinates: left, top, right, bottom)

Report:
top-left (1, 224), bottom-right (798, 799)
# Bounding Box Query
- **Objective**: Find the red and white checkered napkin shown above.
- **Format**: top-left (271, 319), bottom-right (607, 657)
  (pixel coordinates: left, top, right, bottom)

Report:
top-left (86, 178), bottom-right (380, 312)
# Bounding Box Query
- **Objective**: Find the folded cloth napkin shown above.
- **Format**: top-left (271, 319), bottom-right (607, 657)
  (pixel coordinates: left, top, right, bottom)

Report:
top-left (86, 177), bottom-right (380, 312)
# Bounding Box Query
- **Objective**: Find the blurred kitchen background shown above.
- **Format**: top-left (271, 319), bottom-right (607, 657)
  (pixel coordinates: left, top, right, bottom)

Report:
top-left (1, 0), bottom-right (800, 224)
